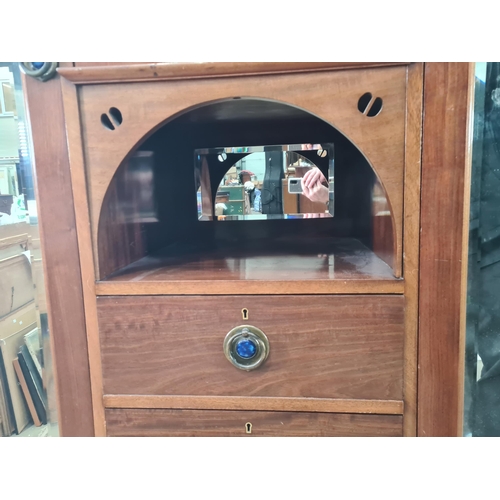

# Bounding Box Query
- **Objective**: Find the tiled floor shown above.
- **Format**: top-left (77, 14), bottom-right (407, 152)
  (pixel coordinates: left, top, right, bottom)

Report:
top-left (13, 422), bottom-right (59, 437)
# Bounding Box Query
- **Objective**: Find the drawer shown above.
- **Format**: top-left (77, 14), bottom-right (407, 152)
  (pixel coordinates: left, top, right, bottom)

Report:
top-left (105, 409), bottom-right (403, 437)
top-left (98, 295), bottom-right (404, 400)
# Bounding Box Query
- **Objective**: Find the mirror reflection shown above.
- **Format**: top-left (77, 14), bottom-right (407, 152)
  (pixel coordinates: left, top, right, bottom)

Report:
top-left (195, 143), bottom-right (334, 221)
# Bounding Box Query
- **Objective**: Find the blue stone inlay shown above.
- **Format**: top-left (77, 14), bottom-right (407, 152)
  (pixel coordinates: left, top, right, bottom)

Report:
top-left (32, 62), bottom-right (45, 69)
top-left (236, 339), bottom-right (257, 359)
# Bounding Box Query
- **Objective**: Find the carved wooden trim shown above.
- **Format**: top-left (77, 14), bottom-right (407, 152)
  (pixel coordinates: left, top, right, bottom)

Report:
top-left (58, 62), bottom-right (411, 84)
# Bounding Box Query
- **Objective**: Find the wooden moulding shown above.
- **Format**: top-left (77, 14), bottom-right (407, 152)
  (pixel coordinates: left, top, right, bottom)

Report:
top-left (401, 63), bottom-right (424, 436)
top-left (95, 279), bottom-right (405, 296)
top-left (457, 64), bottom-right (476, 436)
top-left (103, 395), bottom-right (404, 415)
top-left (59, 77), bottom-right (106, 436)
top-left (60, 62), bottom-right (411, 84)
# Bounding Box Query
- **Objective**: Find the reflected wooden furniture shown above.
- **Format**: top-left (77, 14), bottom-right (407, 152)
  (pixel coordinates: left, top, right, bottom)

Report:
top-left (0, 222), bottom-right (37, 435)
top-left (22, 62), bottom-right (473, 436)
top-left (0, 195), bottom-right (14, 215)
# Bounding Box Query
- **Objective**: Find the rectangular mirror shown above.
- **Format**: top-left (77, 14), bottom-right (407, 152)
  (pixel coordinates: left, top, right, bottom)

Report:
top-left (195, 143), bottom-right (334, 221)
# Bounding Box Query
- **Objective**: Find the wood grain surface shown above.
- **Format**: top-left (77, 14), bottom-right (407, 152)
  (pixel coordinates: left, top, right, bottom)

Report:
top-left (106, 238), bottom-right (395, 281)
top-left (60, 78), bottom-right (107, 436)
top-left (418, 63), bottom-right (473, 436)
top-left (61, 62), bottom-right (410, 83)
top-left (97, 237), bottom-right (404, 295)
top-left (105, 408), bottom-right (403, 436)
top-left (96, 279), bottom-right (405, 296)
top-left (98, 295), bottom-right (405, 400)
top-left (97, 157), bottom-right (147, 278)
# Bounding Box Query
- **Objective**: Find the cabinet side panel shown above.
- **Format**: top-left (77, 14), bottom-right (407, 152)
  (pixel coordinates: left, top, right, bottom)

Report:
top-left (418, 62), bottom-right (473, 436)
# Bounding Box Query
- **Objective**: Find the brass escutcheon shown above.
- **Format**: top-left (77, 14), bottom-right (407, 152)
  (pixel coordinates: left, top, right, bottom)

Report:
top-left (223, 325), bottom-right (269, 371)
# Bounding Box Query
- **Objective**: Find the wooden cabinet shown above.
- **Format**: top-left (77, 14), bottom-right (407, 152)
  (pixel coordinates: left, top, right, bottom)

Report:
top-left (22, 62), bottom-right (473, 436)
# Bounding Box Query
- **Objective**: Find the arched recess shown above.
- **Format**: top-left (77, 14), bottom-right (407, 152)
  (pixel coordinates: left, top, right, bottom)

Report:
top-left (97, 97), bottom-right (397, 279)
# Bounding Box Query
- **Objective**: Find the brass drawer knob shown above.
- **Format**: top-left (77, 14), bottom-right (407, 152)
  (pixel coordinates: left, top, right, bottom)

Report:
top-left (223, 325), bottom-right (269, 371)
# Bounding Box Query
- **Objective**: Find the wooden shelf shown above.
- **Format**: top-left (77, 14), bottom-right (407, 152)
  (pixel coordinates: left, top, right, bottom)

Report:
top-left (96, 238), bottom-right (403, 295)
top-left (103, 395), bottom-right (404, 415)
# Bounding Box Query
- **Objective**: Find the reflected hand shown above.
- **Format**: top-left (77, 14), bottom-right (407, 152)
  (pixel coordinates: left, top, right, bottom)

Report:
top-left (301, 167), bottom-right (329, 204)
top-left (302, 182), bottom-right (329, 204)
top-left (302, 168), bottom-right (327, 189)
top-left (301, 143), bottom-right (323, 151)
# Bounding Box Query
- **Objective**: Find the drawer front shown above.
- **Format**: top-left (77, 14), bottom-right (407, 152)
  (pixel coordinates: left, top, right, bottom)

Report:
top-left (106, 409), bottom-right (403, 437)
top-left (98, 295), bottom-right (404, 400)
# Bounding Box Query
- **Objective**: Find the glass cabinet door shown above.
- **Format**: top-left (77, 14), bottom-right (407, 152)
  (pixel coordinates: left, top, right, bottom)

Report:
top-left (464, 62), bottom-right (500, 437)
top-left (0, 62), bottom-right (58, 437)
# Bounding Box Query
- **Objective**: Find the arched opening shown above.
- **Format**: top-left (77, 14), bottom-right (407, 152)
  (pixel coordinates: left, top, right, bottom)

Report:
top-left (97, 98), bottom-right (395, 280)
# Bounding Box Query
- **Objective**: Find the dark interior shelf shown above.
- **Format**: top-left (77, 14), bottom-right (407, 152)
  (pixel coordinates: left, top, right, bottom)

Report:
top-left (103, 237), bottom-right (398, 285)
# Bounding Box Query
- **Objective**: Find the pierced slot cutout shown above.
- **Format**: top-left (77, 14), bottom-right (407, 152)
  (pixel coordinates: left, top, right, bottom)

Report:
top-left (101, 113), bottom-right (115, 130)
top-left (358, 92), bottom-right (383, 117)
top-left (101, 107), bottom-right (124, 130)
top-left (358, 92), bottom-right (373, 113)
top-left (109, 107), bottom-right (123, 126)
top-left (367, 97), bottom-right (383, 117)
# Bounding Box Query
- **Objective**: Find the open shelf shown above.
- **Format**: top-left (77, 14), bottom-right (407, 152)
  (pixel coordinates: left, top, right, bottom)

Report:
top-left (96, 238), bottom-right (403, 296)
top-left (95, 97), bottom-right (400, 288)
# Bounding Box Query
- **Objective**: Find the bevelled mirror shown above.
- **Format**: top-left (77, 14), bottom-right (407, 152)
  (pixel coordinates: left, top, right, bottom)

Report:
top-left (195, 143), bottom-right (334, 221)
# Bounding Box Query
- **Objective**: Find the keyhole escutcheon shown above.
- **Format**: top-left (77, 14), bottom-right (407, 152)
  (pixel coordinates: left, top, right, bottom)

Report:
top-left (245, 422), bottom-right (252, 434)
